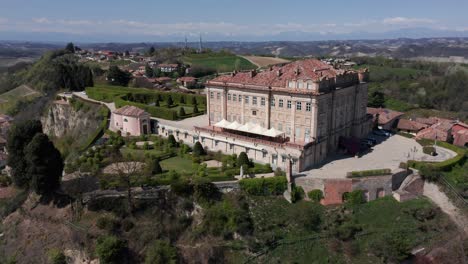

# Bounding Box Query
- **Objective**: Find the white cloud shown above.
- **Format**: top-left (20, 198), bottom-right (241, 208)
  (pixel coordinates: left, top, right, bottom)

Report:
top-left (32, 17), bottom-right (51, 24)
top-left (382, 17), bottom-right (435, 25)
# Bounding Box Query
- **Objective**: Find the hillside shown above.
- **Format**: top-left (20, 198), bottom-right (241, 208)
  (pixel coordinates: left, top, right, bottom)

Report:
top-left (0, 84), bottom-right (40, 114)
top-left (182, 53), bottom-right (256, 73)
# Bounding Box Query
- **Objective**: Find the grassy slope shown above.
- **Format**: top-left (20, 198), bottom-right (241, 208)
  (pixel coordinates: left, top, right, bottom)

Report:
top-left (182, 54), bottom-right (256, 72)
top-left (242, 196), bottom-right (454, 263)
top-left (0, 85), bottom-right (40, 114)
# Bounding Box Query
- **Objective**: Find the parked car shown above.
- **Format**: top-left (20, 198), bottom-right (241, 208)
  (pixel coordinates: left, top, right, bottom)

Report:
top-left (373, 129), bottom-right (390, 137)
top-left (366, 137), bottom-right (377, 145)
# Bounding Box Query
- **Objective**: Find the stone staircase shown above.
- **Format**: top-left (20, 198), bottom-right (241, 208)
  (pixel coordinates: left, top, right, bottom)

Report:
top-left (393, 173), bottom-right (424, 202)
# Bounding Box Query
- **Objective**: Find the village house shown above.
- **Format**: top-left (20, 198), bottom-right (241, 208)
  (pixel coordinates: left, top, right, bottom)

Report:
top-left (367, 107), bottom-right (404, 130)
top-left (396, 119), bottom-right (428, 135)
top-left (111, 105), bottom-right (151, 136)
top-left (198, 59), bottom-right (372, 172)
top-left (177, 76), bottom-right (197, 88)
top-left (416, 118), bottom-right (455, 142)
top-left (157, 63), bottom-right (179, 73)
top-left (452, 122), bottom-right (468, 147)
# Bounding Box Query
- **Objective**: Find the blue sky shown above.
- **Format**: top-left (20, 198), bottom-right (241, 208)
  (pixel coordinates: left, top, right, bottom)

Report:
top-left (0, 0), bottom-right (467, 42)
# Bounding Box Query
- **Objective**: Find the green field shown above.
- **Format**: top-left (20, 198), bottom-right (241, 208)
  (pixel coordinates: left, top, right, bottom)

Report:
top-left (183, 54), bottom-right (256, 73)
top-left (0, 84), bottom-right (41, 114)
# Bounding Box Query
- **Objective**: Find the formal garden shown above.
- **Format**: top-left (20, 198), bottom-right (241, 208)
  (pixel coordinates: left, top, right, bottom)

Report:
top-left (86, 84), bottom-right (206, 120)
top-left (65, 131), bottom-right (275, 189)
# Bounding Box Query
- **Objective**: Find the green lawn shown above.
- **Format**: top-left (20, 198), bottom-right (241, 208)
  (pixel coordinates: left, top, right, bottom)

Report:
top-left (183, 54), bottom-right (256, 72)
top-left (160, 156), bottom-right (195, 174)
top-left (120, 147), bottom-right (166, 160)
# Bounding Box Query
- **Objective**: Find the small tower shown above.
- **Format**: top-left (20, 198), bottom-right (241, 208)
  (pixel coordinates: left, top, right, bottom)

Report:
top-left (198, 33), bottom-right (203, 53)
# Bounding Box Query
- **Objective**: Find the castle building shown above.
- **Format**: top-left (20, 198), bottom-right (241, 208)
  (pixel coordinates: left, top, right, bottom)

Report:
top-left (196, 59), bottom-right (372, 172)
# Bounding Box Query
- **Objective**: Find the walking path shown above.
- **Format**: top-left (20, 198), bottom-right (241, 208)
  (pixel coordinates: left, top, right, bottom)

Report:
top-left (72, 91), bottom-right (116, 111)
top-left (423, 182), bottom-right (468, 234)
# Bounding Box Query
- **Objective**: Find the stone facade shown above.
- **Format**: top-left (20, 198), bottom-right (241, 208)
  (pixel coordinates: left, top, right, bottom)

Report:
top-left (197, 59), bottom-right (372, 172)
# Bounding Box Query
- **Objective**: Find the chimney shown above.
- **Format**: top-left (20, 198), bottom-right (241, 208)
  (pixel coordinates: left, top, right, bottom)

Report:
top-left (294, 68), bottom-right (300, 76)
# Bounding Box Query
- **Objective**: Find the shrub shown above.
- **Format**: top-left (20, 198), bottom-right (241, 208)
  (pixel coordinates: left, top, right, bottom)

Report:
top-left (399, 162), bottom-right (408, 170)
top-left (343, 190), bottom-right (366, 205)
top-left (145, 240), bottom-right (177, 264)
top-left (291, 185), bottom-right (305, 203)
top-left (178, 107), bottom-right (186, 117)
top-left (193, 141), bottom-right (205, 156)
top-left (121, 219), bottom-right (134, 232)
top-left (237, 152), bottom-right (251, 168)
top-left (239, 176), bottom-right (287, 196)
top-left (95, 235), bottom-right (127, 264)
top-left (170, 180), bottom-right (194, 197)
top-left (167, 135), bottom-right (177, 147)
top-left (419, 164), bottom-right (441, 182)
top-left (96, 216), bottom-right (120, 232)
top-left (0, 175), bottom-right (12, 187)
top-left (148, 158), bottom-right (163, 175)
top-left (194, 180), bottom-right (220, 204)
top-left (47, 248), bottom-right (66, 264)
top-left (308, 189), bottom-right (324, 203)
top-left (274, 167), bottom-right (286, 176)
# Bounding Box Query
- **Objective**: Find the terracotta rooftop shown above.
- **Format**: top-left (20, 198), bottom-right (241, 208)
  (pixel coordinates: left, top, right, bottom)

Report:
top-left (177, 77), bottom-right (196, 82)
top-left (113, 105), bottom-right (148, 117)
top-left (207, 59), bottom-right (356, 89)
top-left (397, 119), bottom-right (428, 132)
top-left (367, 108), bottom-right (404, 125)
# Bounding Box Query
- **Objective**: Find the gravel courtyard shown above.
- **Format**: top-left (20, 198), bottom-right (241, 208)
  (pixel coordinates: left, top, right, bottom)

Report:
top-left (298, 135), bottom-right (457, 179)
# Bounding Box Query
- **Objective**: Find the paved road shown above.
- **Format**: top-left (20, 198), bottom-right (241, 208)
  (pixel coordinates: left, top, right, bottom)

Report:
top-left (72, 91), bottom-right (116, 111)
top-left (299, 135), bottom-right (457, 179)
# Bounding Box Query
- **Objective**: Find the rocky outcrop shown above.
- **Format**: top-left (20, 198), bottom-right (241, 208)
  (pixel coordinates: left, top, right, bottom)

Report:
top-left (41, 99), bottom-right (107, 157)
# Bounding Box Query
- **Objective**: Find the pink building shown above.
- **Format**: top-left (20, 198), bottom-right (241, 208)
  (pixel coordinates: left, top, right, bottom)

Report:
top-left (112, 105), bottom-right (151, 136)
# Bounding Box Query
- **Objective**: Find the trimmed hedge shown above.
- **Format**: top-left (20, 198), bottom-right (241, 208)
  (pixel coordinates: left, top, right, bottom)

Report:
top-left (346, 168), bottom-right (392, 178)
top-left (422, 146), bottom-right (436, 155)
top-left (409, 141), bottom-right (467, 171)
top-left (239, 176), bottom-right (287, 196)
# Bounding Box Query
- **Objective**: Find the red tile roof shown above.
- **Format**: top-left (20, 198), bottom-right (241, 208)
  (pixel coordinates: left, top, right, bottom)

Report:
top-left (207, 59), bottom-right (356, 90)
top-left (113, 105), bottom-right (148, 117)
top-left (397, 119), bottom-right (428, 132)
top-left (177, 77), bottom-right (196, 82)
top-left (367, 108), bottom-right (404, 125)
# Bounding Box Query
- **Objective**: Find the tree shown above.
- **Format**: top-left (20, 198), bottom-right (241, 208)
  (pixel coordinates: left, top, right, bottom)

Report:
top-left (178, 107), bottom-right (186, 117)
top-left (193, 104), bottom-right (199, 114)
top-left (191, 96), bottom-right (197, 105)
top-left (145, 240), bottom-right (177, 264)
top-left (166, 95), bottom-right (173, 107)
top-left (124, 50), bottom-right (130, 57)
top-left (368, 91), bottom-right (385, 108)
top-left (95, 235), bottom-right (127, 264)
top-left (154, 68), bottom-right (162, 77)
top-left (193, 141), bottom-right (205, 156)
top-left (148, 158), bottom-right (163, 175)
top-left (7, 120), bottom-right (43, 188)
top-left (145, 65), bottom-right (154, 78)
top-left (107, 65), bottom-right (131, 86)
top-left (419, 164), bottom-right (440, 182)
top-left (180, 96), bottom-right (185, 104)
top-left (111, 156), bottom-right (143, 214)
top-left (65, 42), bottom-right (75, 53)
top-left (167, 135), bottom-right (177, 147)
top-left (155, 100), bottom-right (160, 107)
top-left (25, 133), bottom-right (64, 195)
top-left (237, 152), bottom-right (251, 168)
top-left (149, 46), bottom-right (156, 55)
